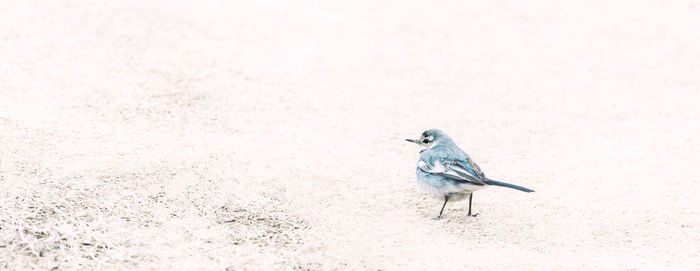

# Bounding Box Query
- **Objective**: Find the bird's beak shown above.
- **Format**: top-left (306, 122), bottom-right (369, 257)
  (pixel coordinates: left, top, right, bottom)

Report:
top-left (405, 138), bottom-right (421, 144)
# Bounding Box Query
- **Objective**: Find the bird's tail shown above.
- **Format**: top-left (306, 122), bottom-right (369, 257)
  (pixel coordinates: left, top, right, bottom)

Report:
top-left (485, 179), bottom-right (535, 193)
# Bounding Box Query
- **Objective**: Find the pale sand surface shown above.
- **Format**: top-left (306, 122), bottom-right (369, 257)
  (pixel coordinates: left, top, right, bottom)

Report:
top-left (1, 0), bottom-right (699, 270)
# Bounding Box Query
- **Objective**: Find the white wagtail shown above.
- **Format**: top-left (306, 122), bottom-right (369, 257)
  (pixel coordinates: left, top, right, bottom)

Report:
top-left (406, 129), bottom-right (534, 219)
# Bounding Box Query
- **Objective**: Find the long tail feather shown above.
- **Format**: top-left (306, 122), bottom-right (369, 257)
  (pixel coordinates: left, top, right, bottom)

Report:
top-left (485, 179), bottom-right (535, 192)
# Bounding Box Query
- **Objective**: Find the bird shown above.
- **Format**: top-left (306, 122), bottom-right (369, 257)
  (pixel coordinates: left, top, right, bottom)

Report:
top-left (406, 129), bottom-right (534, 219)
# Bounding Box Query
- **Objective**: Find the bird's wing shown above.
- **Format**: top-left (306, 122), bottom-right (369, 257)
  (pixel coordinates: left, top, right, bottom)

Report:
top-left (418, 157), bottom-right (487, 186)
top-left (464, 157), bottom-right (486, 180)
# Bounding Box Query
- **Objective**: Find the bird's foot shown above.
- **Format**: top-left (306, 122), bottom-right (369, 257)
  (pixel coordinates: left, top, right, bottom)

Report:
top-left (432, 215), bottom-right (443, 220)
top-left (468, 212), bottom-right (479, 217)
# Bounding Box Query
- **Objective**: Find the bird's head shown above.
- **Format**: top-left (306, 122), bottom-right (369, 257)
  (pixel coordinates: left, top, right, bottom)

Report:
top-left (405, 129), bottom-right (452, 149)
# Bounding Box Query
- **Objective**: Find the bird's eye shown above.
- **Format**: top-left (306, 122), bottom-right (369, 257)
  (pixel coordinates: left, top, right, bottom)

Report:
top-left (422, 139), bottom-right (430, 143)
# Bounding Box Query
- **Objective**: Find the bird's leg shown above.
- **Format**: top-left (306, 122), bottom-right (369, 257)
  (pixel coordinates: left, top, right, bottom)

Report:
top-left (435, 195), bottom-right (449, 220)
top-left (467, 193), bottom-right (478, 217)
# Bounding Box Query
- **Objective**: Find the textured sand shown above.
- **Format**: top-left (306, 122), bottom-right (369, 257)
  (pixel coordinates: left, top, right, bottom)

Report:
top-left (1, 0), bottom-right (699, 270)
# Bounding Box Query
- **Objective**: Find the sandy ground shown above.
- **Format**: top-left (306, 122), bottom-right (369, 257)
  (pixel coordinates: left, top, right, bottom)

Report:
top-left (1, 0), bottom-right (699, 270)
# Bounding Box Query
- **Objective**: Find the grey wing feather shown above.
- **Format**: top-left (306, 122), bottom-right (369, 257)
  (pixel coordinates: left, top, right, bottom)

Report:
top-left (464, 158), bottom-right (486, 180)
top-left (418, 159), bottom-right (486, 186)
